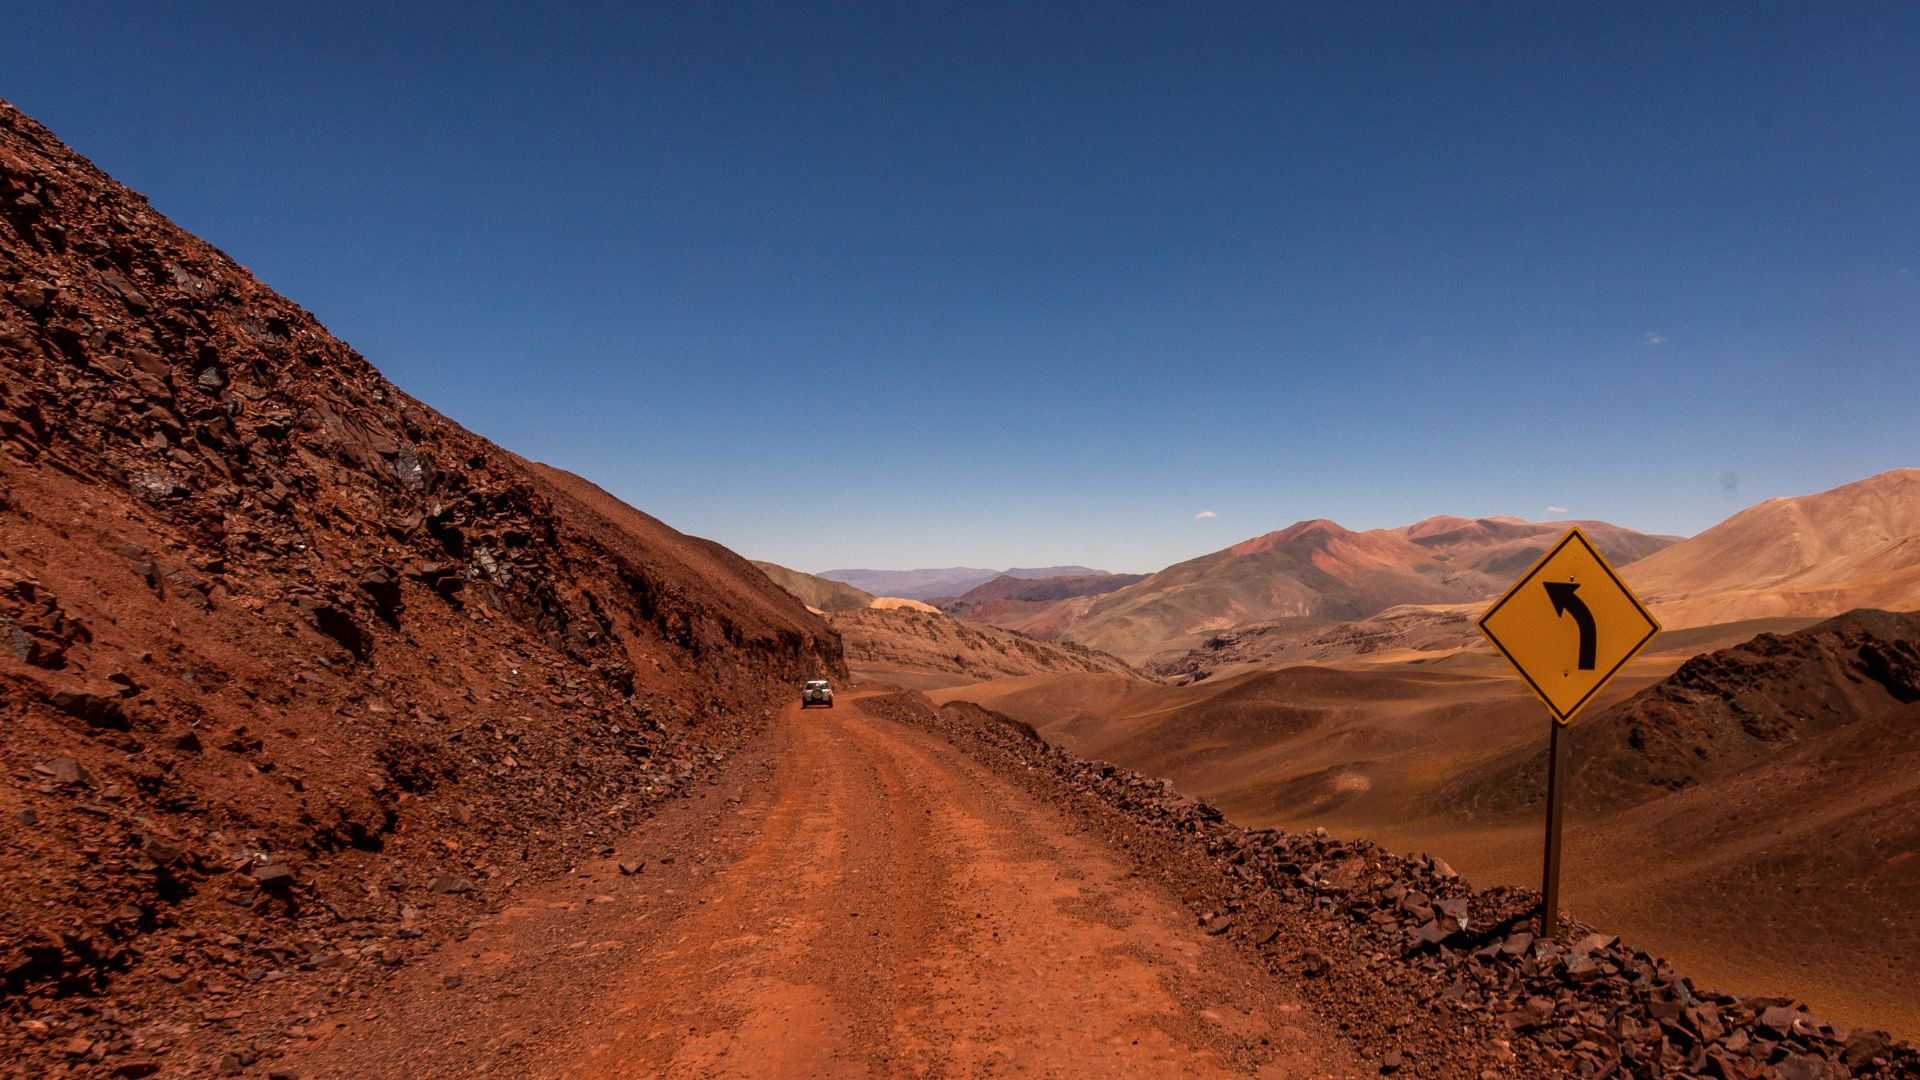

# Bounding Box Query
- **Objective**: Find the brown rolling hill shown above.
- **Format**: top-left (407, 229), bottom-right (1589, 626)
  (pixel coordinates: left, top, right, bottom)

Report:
top-left (1147, 472), bottom-right (1919, 680)
top-left (936, 570), bottom-right (1146, 611)
top-left (1627, 468), bottom-right (1920, 628)
top-left (935, 610), bottom-right (1920, 1039)
top-left (816, 564), bottom-right (1107, 601)
top-left (1148, 606), bottom-right (1473, 681)
top-left (935, 571), bottom-right (1147, 641)
top-left (0, 99), bottom-right (840, 1074)
top-left (829, 605), bottom-right (1144, 690)
top-left (751, 559), bottom-right (877, 612)
top-left (1425, 608), bottom-right (1920, 817)
top-left (1053, 516), bottom-right (1679, 663)
top-left (1395, 513), bottom-right (1679, 578)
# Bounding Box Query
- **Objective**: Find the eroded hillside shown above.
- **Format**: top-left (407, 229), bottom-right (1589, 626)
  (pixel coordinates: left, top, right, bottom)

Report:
top-left (0, 99), bottom-right (840, 1075)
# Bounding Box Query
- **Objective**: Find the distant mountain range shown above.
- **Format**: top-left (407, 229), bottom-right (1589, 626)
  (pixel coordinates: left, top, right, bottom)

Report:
top-left (750, 561), bottom-right (876, 612)
top-left (798, 469), bottom-right (1920, 671)
top-left (813, 565), bottom-right (1108, 600)
top-left (958, 469), bottom-right (1920, 666)
top-left (747, 562), bottom-right (1140, 689)
top-left (940, 572), bottom-right (1148, 609)
top-left (1049, 516), bottom-right (1681, 662)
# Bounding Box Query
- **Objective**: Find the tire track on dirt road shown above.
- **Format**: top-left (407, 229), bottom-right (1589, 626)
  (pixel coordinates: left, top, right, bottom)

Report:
top-left (284, 694), bottom-right (1361, 1078)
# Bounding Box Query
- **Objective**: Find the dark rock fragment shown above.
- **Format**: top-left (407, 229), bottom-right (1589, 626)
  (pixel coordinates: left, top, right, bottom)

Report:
top-left (39, 756), bottom-right (91, 786)
top-left (1573, 932), bottom-right (1617, 955)
top-left (428, 873), bottom-right (475, 894)
top-left (1411, 919), bottom-right (1457, 950)
top-left (142, 838), bottom-right (185, 866)
top-left (358, 567), bottom-right (403, 624)
top-left (1758, 1005), bottom-right (1801, 1035)
top-left (1843, 1028), bottom-right (1892, 1067)
top-left (1774, 1054), bottom-right (1844, 1080)
top-left (48, 688), bottom-right (130, 730)
top-left (251, 864), bottom-right (295, 890)
top-left (297, 600), bottom-right (371, 660)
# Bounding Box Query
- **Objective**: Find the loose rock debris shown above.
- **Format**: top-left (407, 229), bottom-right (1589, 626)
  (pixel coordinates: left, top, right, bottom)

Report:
top-left (0, 97), bottom-right (840, 1077)
top-left (862, 692), bottom-right (1920, 1079)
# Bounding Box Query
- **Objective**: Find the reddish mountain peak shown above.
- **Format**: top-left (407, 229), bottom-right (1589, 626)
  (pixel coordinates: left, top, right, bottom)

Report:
top-left (1227, 518), bottom-right (1355, 557)
top-left (1283, 517), bottom-right (1352, 539)
top-left (1400, 515), bottom-right (1477, 539)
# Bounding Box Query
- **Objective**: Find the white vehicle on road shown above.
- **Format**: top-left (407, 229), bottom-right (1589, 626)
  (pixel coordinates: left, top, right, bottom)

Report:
top-left (801, 679), bottom-right (834, 708)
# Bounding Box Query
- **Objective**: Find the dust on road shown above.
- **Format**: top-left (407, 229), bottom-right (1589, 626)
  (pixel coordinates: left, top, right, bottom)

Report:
top-left (286, 694), bottom-right (1359, 1078)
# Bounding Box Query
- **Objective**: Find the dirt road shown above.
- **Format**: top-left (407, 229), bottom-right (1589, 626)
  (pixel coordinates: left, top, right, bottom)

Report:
top-left (284, 694), bottom-right (1359, 1078)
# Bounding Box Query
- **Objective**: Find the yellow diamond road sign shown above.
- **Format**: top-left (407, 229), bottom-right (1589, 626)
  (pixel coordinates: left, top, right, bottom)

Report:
top-left (1477, 527), bottom-right (1660, 724)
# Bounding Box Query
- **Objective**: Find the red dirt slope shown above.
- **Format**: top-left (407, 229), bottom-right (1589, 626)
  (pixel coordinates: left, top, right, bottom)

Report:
top-left (0, 98), bottom-right (839, 1077)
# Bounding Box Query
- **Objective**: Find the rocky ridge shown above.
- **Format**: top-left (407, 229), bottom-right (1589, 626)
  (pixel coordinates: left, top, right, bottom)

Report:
top-left (864, 692), bottom-right (1919, 1079)
top-left (1430, 609), bottom-right (1920, 820)
top-left (0, 98), bottom-right (840, 1077)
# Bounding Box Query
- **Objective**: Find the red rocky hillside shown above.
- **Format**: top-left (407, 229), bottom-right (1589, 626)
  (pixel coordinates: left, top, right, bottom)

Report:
top-left (0, 98), bottom-right (840, 1073)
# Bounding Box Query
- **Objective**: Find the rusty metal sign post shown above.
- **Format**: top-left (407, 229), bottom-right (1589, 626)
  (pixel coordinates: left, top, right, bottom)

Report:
top-left (1477, 527), bottom-right (1659, 937)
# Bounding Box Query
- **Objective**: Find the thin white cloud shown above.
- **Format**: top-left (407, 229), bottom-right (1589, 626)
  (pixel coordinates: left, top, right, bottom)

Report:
top-left (1546, 505), bottom-right (1570, 515)
top-left (1194, 510), bottom-right (1218, 520)
top-left (1644, 332), bottom-right (1667, 345)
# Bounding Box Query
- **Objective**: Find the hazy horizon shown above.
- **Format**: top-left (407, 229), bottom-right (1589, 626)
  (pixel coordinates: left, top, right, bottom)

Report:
top-left (788, 468), bottom-right (1910, 578)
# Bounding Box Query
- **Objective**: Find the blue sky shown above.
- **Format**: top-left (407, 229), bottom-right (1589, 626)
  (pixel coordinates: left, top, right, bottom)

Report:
top-left (5, 3), bottom-right (1916, 573)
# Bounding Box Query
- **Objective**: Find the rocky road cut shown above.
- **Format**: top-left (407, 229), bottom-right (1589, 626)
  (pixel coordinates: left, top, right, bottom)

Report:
top-left (279, 694), bottom-right (1361, 1078)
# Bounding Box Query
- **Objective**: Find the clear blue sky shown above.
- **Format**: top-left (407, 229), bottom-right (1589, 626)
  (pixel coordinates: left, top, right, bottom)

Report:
top-left (6, 3), bottom-right (1915, 573)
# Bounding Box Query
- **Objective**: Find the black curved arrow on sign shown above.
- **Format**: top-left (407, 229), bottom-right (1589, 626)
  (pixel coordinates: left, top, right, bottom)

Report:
top-left (1544, 581), bottom-right (1597, 671)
